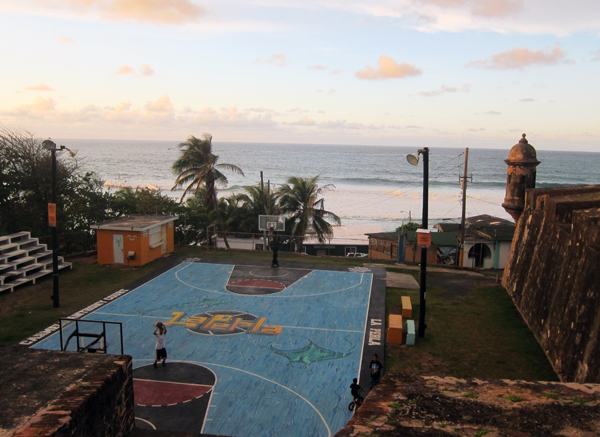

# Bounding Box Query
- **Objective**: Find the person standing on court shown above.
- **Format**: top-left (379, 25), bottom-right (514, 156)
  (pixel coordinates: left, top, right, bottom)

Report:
top-left (271, 235), bottom-right (280, 268)
top-left (369, 354), bottom-right (382, 388)
top-left (154, 322), bottom-right (168, 367)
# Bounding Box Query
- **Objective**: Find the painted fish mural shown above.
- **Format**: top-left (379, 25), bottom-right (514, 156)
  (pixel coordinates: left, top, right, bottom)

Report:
top-left (269, 337), bottom-right (355, 367)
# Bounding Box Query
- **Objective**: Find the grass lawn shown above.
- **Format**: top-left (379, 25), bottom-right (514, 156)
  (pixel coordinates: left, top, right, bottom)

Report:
top-left (2, 248), bottom-right (559, 384)
top-left (385, 268), bottom-right (559, 382)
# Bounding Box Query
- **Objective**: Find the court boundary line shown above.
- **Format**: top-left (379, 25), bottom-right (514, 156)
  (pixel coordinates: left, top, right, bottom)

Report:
top-left (22, 262), bottom-right (189, 348)
top-left (95, 310), bottom-right (363, 334)
top-left (175, 263), bottom-right (366, 298)
top-left (191, 360), bottom-right (332, 437)
top-left (357, 274), bottom-right (374, 385)
top-left (133, 360), bottom-right (218, 435)
top-left (133, 358), bottom-right (331, 436)
top-left (135, 417), bottom-right (156, 430)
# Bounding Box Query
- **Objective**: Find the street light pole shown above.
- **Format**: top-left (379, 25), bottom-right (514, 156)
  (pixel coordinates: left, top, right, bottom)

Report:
top-left (407, 147), bottom-right (429, 338)
top-left (419, 148), bottom-right (429, 338)
top-left (42, 139), bottom-right (64, 308)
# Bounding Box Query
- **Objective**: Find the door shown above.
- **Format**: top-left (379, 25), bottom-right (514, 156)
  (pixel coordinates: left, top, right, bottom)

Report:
top-left (113, 234), bottom-right (124, 264)
top-left (161, 225), bottom-right (167, 254)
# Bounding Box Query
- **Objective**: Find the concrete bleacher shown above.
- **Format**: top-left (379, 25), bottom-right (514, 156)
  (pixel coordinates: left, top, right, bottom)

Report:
top-left (0, 231), bottom-right (72, 293)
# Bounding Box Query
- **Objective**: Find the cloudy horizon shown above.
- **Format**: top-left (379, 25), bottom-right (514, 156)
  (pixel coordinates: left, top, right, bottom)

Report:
top-left (1, 0), bottom-right (600, 151)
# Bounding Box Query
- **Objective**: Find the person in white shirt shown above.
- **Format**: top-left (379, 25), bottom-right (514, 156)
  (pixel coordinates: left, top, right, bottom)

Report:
top-left (153, 322), bottom-right (168, 368)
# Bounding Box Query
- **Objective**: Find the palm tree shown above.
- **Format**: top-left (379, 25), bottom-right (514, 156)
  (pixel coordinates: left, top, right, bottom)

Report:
top-left (236, 184), bottom-right (281, 233)
top-left (278, 175), bottom-right (341, 252)
top-left (171, 134), bottom-right (244, 248)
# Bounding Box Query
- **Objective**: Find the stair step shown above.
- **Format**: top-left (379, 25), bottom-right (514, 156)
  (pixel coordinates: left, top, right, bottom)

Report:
top-left (0, 244), bottom-right (19, 257)
top-left (0, 232), bottom-right (71, 293)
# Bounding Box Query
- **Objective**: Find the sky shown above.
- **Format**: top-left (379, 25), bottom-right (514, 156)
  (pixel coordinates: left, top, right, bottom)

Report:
top-left (1, 0), bottom-right (600, 151)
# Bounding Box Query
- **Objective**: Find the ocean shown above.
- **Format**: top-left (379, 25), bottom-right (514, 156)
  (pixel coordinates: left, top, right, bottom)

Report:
top-left (57, 139), bottom-right (600, 231)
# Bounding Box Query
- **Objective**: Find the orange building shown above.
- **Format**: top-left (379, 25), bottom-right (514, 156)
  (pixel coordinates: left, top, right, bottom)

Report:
top-left (91, 215), bottom-right (178, 267)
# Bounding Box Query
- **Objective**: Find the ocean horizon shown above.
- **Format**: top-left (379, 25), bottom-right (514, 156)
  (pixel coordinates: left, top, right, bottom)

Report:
top-left (57, 138), bottom-right (600, 231)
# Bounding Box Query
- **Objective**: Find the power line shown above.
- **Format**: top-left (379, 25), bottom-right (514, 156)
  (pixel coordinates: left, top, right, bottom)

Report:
top-left (467, 196), bottom-right (501, 206)
top-left (334, 153), bottom-right (465, 213)
top-left (468, 197), bottom-right (481, 215)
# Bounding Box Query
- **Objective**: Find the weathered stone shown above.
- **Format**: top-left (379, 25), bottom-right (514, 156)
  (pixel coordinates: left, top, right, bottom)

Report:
top-left (1, 347), bottom-right (134, 437)
top-left (335, 374), bottom-right (600, 436)
top-left (502, 185), bottom-right (600, 383)
top-left (502, 134), bottom-right (541, 222)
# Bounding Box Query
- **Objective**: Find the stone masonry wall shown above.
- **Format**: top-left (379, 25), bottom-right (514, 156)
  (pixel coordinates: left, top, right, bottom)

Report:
top-left (8, 351), bottom-right (134, 437)
top-left (502, 185), bottom-right (600, 383)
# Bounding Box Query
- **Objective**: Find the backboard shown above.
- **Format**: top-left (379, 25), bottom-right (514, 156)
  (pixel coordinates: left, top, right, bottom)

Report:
top-left (258, 215), bottom-right (285, 232)
top-left (59, 318), bottom-right (124, 355)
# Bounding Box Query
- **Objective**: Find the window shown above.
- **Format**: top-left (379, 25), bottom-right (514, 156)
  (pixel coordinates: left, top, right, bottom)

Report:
top-left (149, 226), bottom-right (162, 248)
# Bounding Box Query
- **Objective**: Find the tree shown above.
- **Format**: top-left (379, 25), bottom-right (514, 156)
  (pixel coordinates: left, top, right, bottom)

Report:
top-left (395, 222), bottom-right (421, 234)
top-left (235, 184), bottom-right (281, 233)
top-left (111, 187), bottom-right (179, 217)
top-left (175, 196), bottom-right (208, 245)
top-left (278, 175), bottom-right (341, 252)
top-left (0, 127), bottom-right (108, 253)
top-left (171, 134), bottom-right (244, 248)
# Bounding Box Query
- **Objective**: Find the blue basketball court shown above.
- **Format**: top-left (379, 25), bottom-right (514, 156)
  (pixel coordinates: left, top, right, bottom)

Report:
top-left (31, 261), bottom-right (375, 437)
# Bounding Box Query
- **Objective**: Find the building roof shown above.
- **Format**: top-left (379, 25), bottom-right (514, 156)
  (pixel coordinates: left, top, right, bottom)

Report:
top-left (466, 214), bottom-right (514, 228)
top-left (405, 231), bottom-right (458, 247)
top-left (435, 214), bottom-right (515, 242)
top-left (474, 228), bottom-right (516, 242)
top-left (365, 232), bottom-right (400, 242)
top-left (90, 215), bottom-right (178, 231)
top-left (435, 223), bottom-right (461, 233)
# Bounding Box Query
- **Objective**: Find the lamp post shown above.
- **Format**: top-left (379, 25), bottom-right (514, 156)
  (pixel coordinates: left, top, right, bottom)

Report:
top-left (406, 147), bottom-right (429, 337)
top-left (42, 139), bottom-right (65, 308)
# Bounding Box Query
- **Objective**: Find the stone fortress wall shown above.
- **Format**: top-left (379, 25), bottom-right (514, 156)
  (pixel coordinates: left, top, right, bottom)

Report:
top-left (502, 185), bottom-right (600, 383)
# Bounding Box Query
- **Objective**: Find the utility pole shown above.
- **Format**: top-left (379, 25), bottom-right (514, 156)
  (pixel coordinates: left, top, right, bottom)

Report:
top-left (459, 148), bottom-right (472, 266)
top-left (260, 171), bottom-right (267, 250)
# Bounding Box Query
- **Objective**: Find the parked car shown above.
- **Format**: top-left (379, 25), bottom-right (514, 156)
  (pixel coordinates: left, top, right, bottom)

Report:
top-left (346, 252), bottom-right (368, 258)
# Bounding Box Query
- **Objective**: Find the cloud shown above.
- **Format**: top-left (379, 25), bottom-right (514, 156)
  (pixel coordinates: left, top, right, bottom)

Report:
top-left (8, 97), bottom-right (58, 116)
top-left (406, 125), bottom-right (423, 129)
top-left (416, 83), bottom-right (470, 97)
top-left (113, 65), bottom-right (134, 75)
top-left (331, 69), bottom-right (343, 75)
top-left (356, 55), bottom-right (422, 80)
top-left (469, 44), bottom-right (567, 70)
top-left (471, 0), bottom-right (523, 17)
top-left (289, 116), bottom-right (316, 126)
top-left (145, 95), bottom-right (173, 112)
top-left (246, 107), bottom-right (274, 112)
top-left (24, 83), bottom-right (53, 91)
top-left (592, 49), bottom-right (600, 62)
top-left (56, 37), bottom-right (75, 44)
top-left (417, 84), bottom-right (457, 97)
top-left (318, 110), bottom-right (326, 113)
top-left (18, 0), bottom-right (205, 25)
top-left (32, 97), bottom-right (57, 111)
top-left (483, 111), bottom-right (501, 115)
top-left (253, 53), bottom-right (288, 67)
top-left (115, 100), bottom-right (132, 111)
top-left (139, 64), bottom-right (155, 76)
top-left (519, 98), bottom-right (535, 102)
top-left (285, 107), bottom-right (308, 113)
top-left (308, 64), bottom-right (327, 70)
top-left (105, 0), bottom-right (205, 24)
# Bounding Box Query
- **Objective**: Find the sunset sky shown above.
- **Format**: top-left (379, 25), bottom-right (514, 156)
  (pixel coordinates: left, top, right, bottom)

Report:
top-left (1, 0), bottom-right (600, 150)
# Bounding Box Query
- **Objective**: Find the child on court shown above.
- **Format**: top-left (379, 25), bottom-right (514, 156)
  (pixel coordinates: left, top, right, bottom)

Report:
top-left (153, 322), bottom-right (167, 367)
